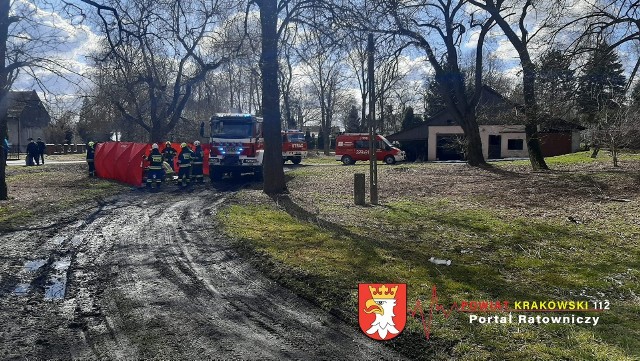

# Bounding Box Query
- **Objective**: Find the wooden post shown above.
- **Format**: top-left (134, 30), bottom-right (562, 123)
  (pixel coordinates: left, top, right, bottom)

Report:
top-left (354, 173), bottom-right (365, 205)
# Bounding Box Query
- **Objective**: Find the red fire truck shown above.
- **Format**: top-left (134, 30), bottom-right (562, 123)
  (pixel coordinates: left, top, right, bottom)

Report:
top-left (282, 130), bottom-right (307, 164)
top-left (206, 113), bottom-right (264, 181)
top-left (335, 133), bottom-right (405, 165)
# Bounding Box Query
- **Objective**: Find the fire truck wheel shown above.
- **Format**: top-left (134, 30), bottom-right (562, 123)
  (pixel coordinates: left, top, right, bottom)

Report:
top-left (292, 157), bottom-right (302, 165)
top-left (210, 168), bottom-right (222, 181)
top-left (341, 155), bottom-right (354, 165)
top-left (384, 155), bottom-right (396, 165)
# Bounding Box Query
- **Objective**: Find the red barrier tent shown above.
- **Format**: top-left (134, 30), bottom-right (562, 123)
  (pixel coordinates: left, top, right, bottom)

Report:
top-left (95, 142), bottom-right (149, 187)
top-left (95, 142), bottom-right (209, 187)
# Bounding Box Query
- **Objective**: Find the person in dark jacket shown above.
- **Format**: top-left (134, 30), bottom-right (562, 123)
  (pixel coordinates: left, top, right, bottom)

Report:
top-left (177, 143), bottom-right (193, 188)
top-left (144, 143), bottom-right (164, 189)
top-left (191, 140), bottom-right (205, 183)
top-left (162, 141), bottom-right (177, 171)
top-left (26, 138), bottom-right (38, 166)
top-left (36, 138), bottom-right (46, 165)
top-left (86, 141), bottom-right (95, 176)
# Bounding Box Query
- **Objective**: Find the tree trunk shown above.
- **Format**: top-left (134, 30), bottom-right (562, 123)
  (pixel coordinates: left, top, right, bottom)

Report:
top-left (323, 117), bottom-right (331, 155)
top-left (521, 65), bottom-right (549, 170)
top-left (590, 145), bottom-right (600, 158)
top-left (257, 0), bottom-right (286, 194)
top-left (525, 124), bottom-right (547, 169)
top-left (149, 126), bottom-right (167, 144)
top-left (360, 93), bottom-right (366, 132)
top-left (612, 147), bottom-right (618, 167)
top-left (0, 0), bottom-right (11, 200)
top-left (461, 114), bottom-right (485, 166)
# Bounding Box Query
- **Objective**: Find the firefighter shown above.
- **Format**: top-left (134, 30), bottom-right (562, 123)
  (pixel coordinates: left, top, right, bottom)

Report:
top-left (192, 140), bottom-right (205, 183)
top-left (145, 143), bottom-right (164, 189)
top-left (177, 142), bottom-right (193, 188)
top-left (162, 141), bottom-right (177, 171)
top-left (86, 141), bottom-right (95, 176)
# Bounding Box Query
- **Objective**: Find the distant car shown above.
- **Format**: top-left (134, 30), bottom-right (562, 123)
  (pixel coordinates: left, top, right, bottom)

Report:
top-left (335, 133), bottom-right (405, 165)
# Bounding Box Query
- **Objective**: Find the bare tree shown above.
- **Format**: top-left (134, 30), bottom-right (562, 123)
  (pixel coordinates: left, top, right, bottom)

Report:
top-left (467, 0), bottom-right (567, 170)
top-left (297, 26), bottom-right (347, 155)
top-left (588, 102), bottom-right (637, 167)
top-left (372, 37), bottom-right (409, 134)
top-left (351, 0), bottom-right (495, 166)
top-left (565, 0), bottom-right (640, 89)
top-left (73, 0), bottom-right (242, 142)
top-left (1, 0), bottom-right (80, 199)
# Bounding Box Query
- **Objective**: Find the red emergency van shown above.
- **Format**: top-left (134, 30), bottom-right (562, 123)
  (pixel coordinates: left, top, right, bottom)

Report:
top-left (282, 130), bottom-right (307, 164)
top-left (335, 133), bottom-right (405, 165)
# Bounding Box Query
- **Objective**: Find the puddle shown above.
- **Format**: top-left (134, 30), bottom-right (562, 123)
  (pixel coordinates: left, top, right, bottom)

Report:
top-left (13, 283), bottom-right (30, 296)
top-left (50, 236), bottom-right (66, 246)
top-left (24, 259), bottom-right (47, 272)
top-left (44, 257), bottom-right (71, 301)
top-left (71, 235), bottom-right (83, 247)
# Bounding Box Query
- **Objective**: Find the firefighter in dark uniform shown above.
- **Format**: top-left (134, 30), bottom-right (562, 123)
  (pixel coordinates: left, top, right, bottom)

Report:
top-left (86, 141), bottom-right (95, 176)
top-left (177, 142), bottom-right (193, 188)
top-left (145, 143), bottom-right (164, 189)
top-left (162, 141), bottom-right (177, 171)
top-left (191, 140), bottom-right (205, 183)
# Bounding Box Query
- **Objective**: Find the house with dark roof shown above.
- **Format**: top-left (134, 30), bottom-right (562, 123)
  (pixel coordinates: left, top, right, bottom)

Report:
top-left (387, 86), bottom-right (584, 161)
top-left (6, 91), bottom-right (51, 152)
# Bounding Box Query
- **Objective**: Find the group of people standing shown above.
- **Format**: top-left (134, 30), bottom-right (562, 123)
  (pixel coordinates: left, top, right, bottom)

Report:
top-left (25, 138), bottom-right (46, 166)
top-left (145, 141), bottom-right (205, 189)
top-left (86, 140), bottom-right (205, 189)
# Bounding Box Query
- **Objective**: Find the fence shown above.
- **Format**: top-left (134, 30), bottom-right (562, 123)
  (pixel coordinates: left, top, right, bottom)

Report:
top-left (45, 144), bottom-right (87, 155)
top-left (6, 144), bottom-right (87, 161)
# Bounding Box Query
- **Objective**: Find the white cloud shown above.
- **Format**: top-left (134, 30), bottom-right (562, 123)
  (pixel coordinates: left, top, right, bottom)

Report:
top-left (10, 0), bottom-right (102, 100)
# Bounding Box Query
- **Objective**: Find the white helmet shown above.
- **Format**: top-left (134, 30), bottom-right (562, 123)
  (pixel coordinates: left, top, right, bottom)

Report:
top-left (194, 140), bottom-right (200, 146)
top-left (152, 143), bottom-right (159, 149)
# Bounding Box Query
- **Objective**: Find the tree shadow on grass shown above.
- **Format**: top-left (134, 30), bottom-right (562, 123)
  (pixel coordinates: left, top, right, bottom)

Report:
top-left (262, 193), bottom-right (639, 359)
top-left (477, 163), bottom-right (526, 179)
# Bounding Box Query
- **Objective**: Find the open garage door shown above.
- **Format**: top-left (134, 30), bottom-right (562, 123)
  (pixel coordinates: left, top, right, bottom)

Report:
top-left (436, 134), bottom-right (465, 161)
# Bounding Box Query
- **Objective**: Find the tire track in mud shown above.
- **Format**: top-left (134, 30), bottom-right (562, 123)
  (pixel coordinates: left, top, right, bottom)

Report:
top-left (0, 185), bottom-right (402, 359)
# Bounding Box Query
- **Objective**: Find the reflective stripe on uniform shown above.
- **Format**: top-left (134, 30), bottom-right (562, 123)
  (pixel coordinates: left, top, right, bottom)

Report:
top-left (179, 164), bottom-right (191, 168)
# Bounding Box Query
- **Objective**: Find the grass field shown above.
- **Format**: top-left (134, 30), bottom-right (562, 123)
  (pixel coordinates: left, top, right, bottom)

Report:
top-left (220, 152), bottom-right (640, 360)
top-left (0, 163), bottom-right (128, 230)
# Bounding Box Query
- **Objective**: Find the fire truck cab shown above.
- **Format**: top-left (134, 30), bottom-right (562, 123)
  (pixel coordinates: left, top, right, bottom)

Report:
top-left (335, 133), bottom-right (405, 165)
top-left (207, 113), bottom-right (263, 181)
top-left (282, 130), bottom-right (307, 164)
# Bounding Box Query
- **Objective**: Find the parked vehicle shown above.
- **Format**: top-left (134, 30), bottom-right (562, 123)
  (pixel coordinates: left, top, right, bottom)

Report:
top-left (282, 130), bottom-right (307, 164)
top-left (205, 113), bottom-right (264, 181)
top-left (335, 133), bottom-right (405, 165)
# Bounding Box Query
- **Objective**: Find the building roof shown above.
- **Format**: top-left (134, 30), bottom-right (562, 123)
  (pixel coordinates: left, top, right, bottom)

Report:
top-left (387, 86), bottom-right (583, 142)
top-left (5, 90), bottom-right (50, 127)
top-left (7, 91), bottom-right (39, 118)
top-left (540, 118), bottom-right (586, 132)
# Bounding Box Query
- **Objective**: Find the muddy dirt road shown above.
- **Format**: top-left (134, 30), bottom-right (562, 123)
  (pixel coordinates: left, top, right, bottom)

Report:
top-left (0, 186), bottom-right (401, 360)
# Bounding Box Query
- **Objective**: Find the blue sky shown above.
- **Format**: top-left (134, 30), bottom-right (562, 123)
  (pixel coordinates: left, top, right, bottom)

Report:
top-left (9, 0), bottom-right (640, 118)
